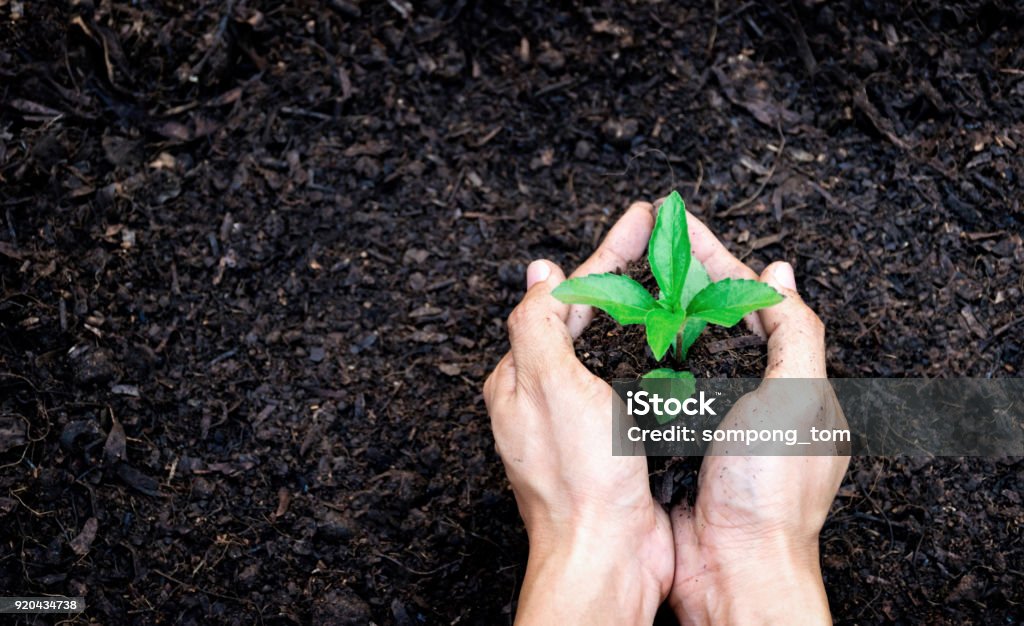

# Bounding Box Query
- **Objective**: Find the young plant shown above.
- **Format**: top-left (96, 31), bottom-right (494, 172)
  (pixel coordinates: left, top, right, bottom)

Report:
top-left (552, 190), bottom-right (783, 382)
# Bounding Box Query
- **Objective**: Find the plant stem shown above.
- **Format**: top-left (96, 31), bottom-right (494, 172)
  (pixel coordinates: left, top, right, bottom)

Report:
top-left (674, 332), bottom-right (683, 364)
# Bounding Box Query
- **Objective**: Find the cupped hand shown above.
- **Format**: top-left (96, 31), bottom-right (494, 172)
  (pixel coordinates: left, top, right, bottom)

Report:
top-left (667, 213), bottom-right (850, 625)
top-left (483, 202), bottom-right (674, 625)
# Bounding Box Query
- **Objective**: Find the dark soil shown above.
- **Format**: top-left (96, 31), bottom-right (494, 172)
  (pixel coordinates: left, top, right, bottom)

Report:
top-left (1, 1), bottom-right (1022, 624)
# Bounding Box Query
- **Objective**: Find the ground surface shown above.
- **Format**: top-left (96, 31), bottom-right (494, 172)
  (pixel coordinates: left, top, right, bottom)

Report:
top-left (1, 1), bottom-right (1022, 624)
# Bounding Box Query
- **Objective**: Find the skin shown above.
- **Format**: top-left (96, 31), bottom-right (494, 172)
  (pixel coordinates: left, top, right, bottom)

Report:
top-left (483, 201), bottom-right (849, 625)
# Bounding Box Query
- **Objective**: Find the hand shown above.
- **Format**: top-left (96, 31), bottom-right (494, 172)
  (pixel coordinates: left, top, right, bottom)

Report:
top-left (483, 202), bottom-right (673, 625)
top-left (667, 213), bottom-right (850, 625)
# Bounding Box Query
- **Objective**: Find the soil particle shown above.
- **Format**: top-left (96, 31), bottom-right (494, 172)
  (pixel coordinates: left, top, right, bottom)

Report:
top-left (68, 345), bottom-right (119, 386)
top-left (313, 588), bottom-right (372, 625)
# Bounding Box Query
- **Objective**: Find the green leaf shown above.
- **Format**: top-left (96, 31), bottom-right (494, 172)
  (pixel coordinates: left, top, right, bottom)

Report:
top-left (648, 191), bottom-right (691, 307)
top-left (679, 257), bottom-right (710, 310)
top-left (641, 369), bottom-right (696, 424)
top-left (674, 317), bottom-right (707, 360)
top-left (644, 307), bottom-right (686, 360)
top-left (642, 368), bottom-right (696, 381)
top-left (551, 273), bottom-right (657, 325)
top-left (687, 279), bottom-right (784, 327)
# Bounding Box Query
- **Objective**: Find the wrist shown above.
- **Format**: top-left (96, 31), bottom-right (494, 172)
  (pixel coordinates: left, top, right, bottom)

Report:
top-left (672, 539), bottom-right (831, 626)
top-left (517, 520), bottom-right (667, 625)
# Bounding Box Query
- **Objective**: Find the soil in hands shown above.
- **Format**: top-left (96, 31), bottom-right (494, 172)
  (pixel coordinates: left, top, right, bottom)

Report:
top-left (574, 259), bottom-right (767, 510)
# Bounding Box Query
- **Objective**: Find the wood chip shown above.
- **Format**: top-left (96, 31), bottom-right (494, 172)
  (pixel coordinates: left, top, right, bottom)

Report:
top-left (438, 363), bottom-right (461, 376)
top-left (8, 98), bottom-right (62, 118)
top-left (0, 242), bottom-right (25, 260)
top-left (750, 232), bottom-right (785, 250)
top-left (272, 487), bottom-right (291, 519)
top-left (70, 517), bottom-right (99, 556)
top-left (959, 306), bottom-right (988, 339)
top-left (116, 464), bottom-right (162, 497)
top-left (409, 330), bottom-right (448, 344)
top-left (103, 416), bottom-right (127, 463)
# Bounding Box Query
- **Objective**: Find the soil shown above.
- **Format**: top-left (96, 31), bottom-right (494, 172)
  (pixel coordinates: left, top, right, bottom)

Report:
top-left (1, 1), bottom-right (1022, 624)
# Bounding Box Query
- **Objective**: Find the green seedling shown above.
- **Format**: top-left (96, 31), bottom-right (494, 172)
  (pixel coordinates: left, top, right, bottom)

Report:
top-left (553, 190), bottom-right (783, 388)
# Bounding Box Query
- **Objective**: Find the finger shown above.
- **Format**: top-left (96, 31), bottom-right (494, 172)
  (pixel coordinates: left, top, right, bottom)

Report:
top-left (757, 261), bottom-right (827, 379)
top-left (685, 210), bottom-right (765, 336)
top-left (566, 202), bottom-right (655, 337)
top-left (685, 210), bottom-right (758, 282)
top-left (508, 259), bottom-right (579, 389)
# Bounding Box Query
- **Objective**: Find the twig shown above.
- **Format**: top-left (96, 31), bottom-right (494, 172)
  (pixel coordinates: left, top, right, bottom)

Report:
top-left (209, 349), bottom-right (237, 366)
top-left (534, 78), bottom-right (576, 97)
top-left (374, 551), bottom-right (454, 576)
top-left (7, 489), bottom-right (52, 517)
top-left (782, 0), bottom-right (817, 75)
top-left (5, 207), bottom-right (16, 245)
top-left (279, 106), bottom-right (332, 121)
top-left (707, 0), bottom-right (720, 56)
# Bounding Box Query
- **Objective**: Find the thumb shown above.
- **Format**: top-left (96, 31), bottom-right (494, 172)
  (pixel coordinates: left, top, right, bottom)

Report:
top-left (507, 260), bottom-right (576, 385)
top-left (757, 261), bottom-right (827, 379)
top-left (526, 258), bottom-right (555, 290)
